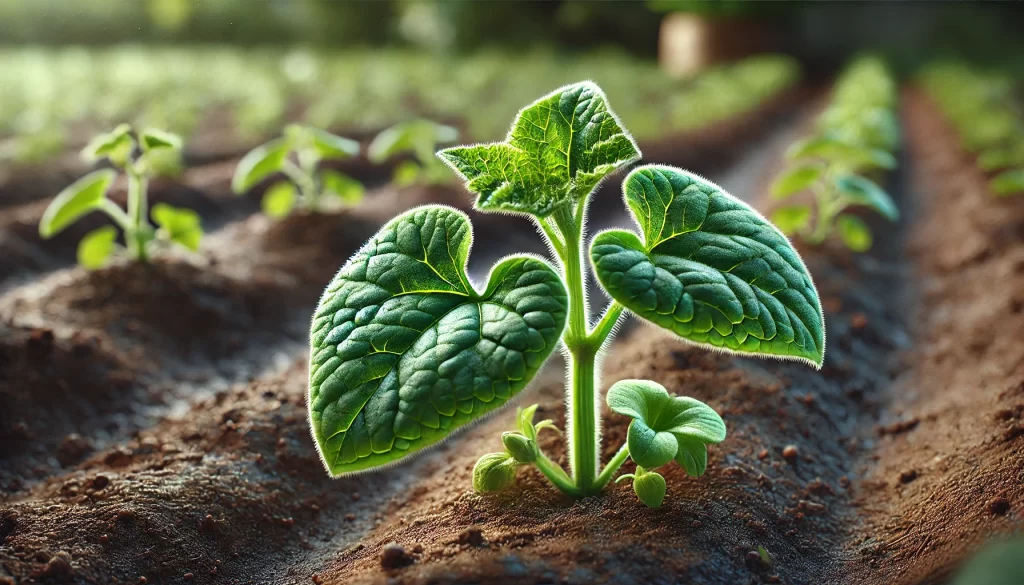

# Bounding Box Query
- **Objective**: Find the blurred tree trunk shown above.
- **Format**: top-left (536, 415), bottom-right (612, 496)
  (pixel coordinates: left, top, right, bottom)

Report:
top-left (659, 13), bottom-right (776, 77)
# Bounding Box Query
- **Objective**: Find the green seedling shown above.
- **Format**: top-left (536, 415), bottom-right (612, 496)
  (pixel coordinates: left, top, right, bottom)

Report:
top-left (38, 124), bottom-right (201, 269)
top-left (772, 57), bottom-right (900, 251)
top-left (307, 82), bottom-right (825, 508)
top-left (368, 119), bottom-right (459, 186)
top-left (232, 124), bottom-right (364, 219)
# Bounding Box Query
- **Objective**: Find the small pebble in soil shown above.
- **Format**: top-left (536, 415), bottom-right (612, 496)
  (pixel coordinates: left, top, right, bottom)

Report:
top-left (850, 312), bottom-right (868, 330)
top-left (345, 513), bottom-right (356, 522)
top-left (986, 497), bottom-right (1011, 516)
top-left (757, 449), bottom-right (769, 460)
top-left (380, 542), bottom-right (414, 570)
top-left (782, 445), bottom-right (799, 462)
top-left (39, 551), bottom-right (73, 578)
top-left (898, 469), bottom-right (918, 484)
top-left (351, 492), bottom-right (361, 501)
top-left (139, 578), bottom-right (147, 585)
top-left (184, 573), bottom-right (194, 580)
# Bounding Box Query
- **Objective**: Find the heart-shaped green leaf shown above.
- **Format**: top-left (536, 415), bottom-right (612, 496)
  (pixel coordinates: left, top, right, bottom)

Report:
top-left (630, 467), bottom-right (667, 508)
top-left (309, 205), bottom-right (568, 475)
top-left (438, 81), bottom-right (640, 217)
top-left (834, 174), bottom-right (899, 221)
top-left (607, 379), bottom-right (725, 474)
top-left (591, 166), bottom-right (825, 366)
top-left (39, 169), bottom-right (116, 238)
top-left (232, 138), bottom-right (291, 194)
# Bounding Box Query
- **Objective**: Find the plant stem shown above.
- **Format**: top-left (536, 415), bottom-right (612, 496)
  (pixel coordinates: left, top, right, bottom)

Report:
top-left (125, 165), bottom-right (149, 263)
top-left (534, 452), bottom-right (582, 497)
top-left (550, 205), bottom-right (602, 495)
top-left (593, 443), bottom-right (630, 491)
top-left (282, 159), bottom-right (318, 211)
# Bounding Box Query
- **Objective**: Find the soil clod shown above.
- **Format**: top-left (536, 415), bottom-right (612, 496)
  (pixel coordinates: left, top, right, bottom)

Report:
top-left (380, 542), bottom-right (414, 570)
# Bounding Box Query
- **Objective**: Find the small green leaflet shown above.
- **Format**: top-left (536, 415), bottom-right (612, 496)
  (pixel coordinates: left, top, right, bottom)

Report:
top-left (77, 225), bottom-right (118, 270)
top-left (232, 138), bottom-right (290, 193)
top-left (321, 170), bottom-right (364, 205)
top-left (309, 205), bottom-right (568, 475)
top-left (438, 81), bottom-right (641, 217)
top-left (834, 174), bottom-right (899, 221)
top-left (836, 215), bottom-right (872, 252)
top-left (39, 169), bottom-right (116, 238)
top-left (606, 379), bottom-right (725, 474)
top-left (591, 165), bottom-right (825, 366)
top-left (771, 165), bottom-right (821, 199)
top-left (262, 181), bottom-right (297, 218)
top-left (771, 205), bottom-right (812, 235)
top-left (152, 203), bottom-right (203, 251)
top-left (139, 128), bottom-right (183, 151)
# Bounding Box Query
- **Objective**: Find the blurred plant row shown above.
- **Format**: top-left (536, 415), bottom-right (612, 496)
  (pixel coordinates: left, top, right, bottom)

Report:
top-left (772, 56), bottom-right (901, 251)
top-left (921, 63), bottom-right (1024, 196)
top-left (0, 46), bottom-right (798, 165)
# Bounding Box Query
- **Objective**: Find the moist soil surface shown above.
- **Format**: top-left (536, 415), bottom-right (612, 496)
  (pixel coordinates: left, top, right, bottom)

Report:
top-left (2, 91), bottom-right (1022, 585)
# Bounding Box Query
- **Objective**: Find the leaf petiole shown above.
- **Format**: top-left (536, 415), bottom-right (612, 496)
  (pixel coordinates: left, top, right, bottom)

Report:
top-left (534, 451), bottom-right (582, 498)
top-left (593, 442), bottom-right (631, 492)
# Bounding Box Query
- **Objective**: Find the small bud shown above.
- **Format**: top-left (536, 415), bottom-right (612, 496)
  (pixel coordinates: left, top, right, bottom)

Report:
top-left (501, 432), bottom-right (538, 463)
top-left (632, 467), bottom-right (667, 508)
top-left (472, 452), bottom-right (517, 493)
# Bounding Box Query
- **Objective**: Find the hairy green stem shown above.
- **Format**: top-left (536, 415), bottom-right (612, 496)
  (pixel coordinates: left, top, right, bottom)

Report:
top-left (534, 452), bottom-right (582, 497)
top-left (593, 442), bottom-right (630, 491)
top-left (588, 302), bottom-right (623, 347)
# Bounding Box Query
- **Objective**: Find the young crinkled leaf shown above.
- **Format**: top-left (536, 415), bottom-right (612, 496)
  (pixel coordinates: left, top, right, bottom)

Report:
top-left (152, 203), bottom-right (203, 251)
top-left (39, 169), bottom-right (116, 238)
top-left (606, 379), bottom-right (726, 473)
top-left (308, 205), bottom-right (568, 475)
top-left (438, 81), bottom-right (641, 217)
top-left (591, 165), bottom-right (826, 366)
top-left (834, 174), bottom-right (899, 221)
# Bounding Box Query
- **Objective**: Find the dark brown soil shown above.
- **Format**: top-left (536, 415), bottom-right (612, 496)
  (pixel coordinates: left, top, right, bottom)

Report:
top-left (9, 91), bottom-right (1017, 585)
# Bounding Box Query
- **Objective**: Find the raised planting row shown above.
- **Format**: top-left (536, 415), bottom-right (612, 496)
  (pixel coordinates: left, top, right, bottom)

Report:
top-left (770, 56), bottom-right (901, 251)
top-left (0, 47), bottom-right (798, 166)
top-left (919, 62), bottom-right (1024, 196)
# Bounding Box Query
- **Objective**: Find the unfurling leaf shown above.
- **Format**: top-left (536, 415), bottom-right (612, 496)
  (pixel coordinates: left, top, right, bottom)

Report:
top-left (152, 203), bottom-right (203, 251)
top-left (517, 404), bottom-right (540, 440)
top-left (591, 165), bottom-right (826, 366)
top-left (139, 127), bottom-right (183, 151)
top-left (501, 432), bottom-right (538, 463)
top-left (607, 379), bottom-right (726, 472)
top-left (991, 169), bottom-right (1024, 197)
top-left (473, 452), bottom-right (517, 493)
top-left (309, 206), bottom-right (568, 475)
top-left (631, 467), bottom-right (667, 508)
top-left (438, 81), bottom-right (641, 217)
top-left (262, 181), bottom-right (297, 219)
top-left (232, 138), bottom-right (290, 193)
top-left (82, 123), bottom-right (133, 164)
top-left (771, 205), bottom-right (812, 235)
top-left (834, 174), bottom-right (899, 221)
top-left (836, 214), bottom-right (872, 252)
top-left (771, 165), bottom-right (821, 199)
top-left (321, 170), bottom-right (364, 205)
top-left (39, 169), bottom-right (116, 238)
top-left (77, 225), bottom-right (118, 270)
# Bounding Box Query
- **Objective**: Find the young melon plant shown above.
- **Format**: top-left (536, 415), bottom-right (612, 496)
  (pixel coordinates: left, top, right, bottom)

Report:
top-left (38, 124), bottom-right (201, 269)
top-left (306, 82), bottom-right (825, 508)
top-left (772, 57), bottom-right (901, 251)
top-left (921, 63), bottom-right (1024, 197)
top-left (232, 124), bottom-right (364, 219)
top-left (367, 119), bottom-right (458, 186)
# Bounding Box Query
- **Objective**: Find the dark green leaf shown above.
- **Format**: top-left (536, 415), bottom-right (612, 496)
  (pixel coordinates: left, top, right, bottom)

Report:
top-left (77, 225), bottom-right (118, 270)
top-left (591, 166), bottom-right (825, 366)
top-left (39, 169), bottom-right (116, 238)
top-left (309, 206), bottom-right (568, 475)
top-left (834, 174), bottom-right (899, 221)
top-left (232, 138), bottom-right (291, 194)
top-left (836, 214), bottom-right (872, 252)
top-left (438, 81), bottom-right (641, 217)
top-left (152, 203), bottom-right (202, 251)
top-left (771, 165), bottom-right (821, 199)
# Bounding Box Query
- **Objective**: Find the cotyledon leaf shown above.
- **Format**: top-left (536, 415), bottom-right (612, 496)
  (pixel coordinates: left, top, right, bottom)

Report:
top-left (590, 165), bottom-right (825, 367)
top-left (438, 81), bottom-right (641, 217)
top-left (309, 205), bottom-right (568, 475)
